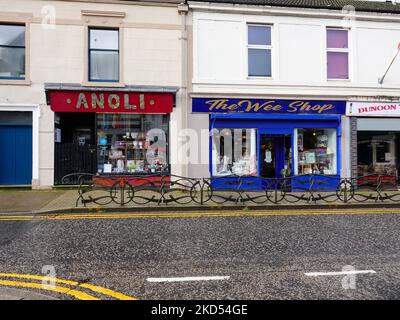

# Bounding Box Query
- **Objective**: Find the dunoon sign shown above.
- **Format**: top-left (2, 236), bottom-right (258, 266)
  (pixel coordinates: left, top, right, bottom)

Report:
top-left (192, 98), bottom-right (346, 114)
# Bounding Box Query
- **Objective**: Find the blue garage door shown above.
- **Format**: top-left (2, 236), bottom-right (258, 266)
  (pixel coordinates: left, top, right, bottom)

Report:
top-left (0, 125), bottom-right (32, 185)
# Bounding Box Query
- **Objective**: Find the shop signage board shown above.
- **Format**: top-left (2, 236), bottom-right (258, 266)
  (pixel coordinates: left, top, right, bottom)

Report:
top-left (346, 101), bottom-right (400, 117)
top-left (192, 98), bottom-right (346, 115)
top-left (48, 90), bottom-right (173, 113)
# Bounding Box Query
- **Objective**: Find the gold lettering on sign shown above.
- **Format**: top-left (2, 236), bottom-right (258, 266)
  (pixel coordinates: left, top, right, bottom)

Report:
top-left (124, 94), bottom-right (137, 110)
top-left (204, 98), bottom-right (336, 114)
top-left (139, 94), bottom-right (145, 110)
top-left (287, 101), bottom-right (302, 113)
top-left (239, 100), bottom-right (282, 112)
top-left (91, 93), bottom-right (104, 109)
top-left (76, 93), bottom-right (89, 109)
top-left (288, 101), bottom-right (334, 113)
top-left (108, 94), bottom-right (120, 109)
top-left (206, 99), bottom-right (239, 111)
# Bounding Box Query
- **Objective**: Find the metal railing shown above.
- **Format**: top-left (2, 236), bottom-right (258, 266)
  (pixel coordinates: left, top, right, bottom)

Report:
top-left (60, 173), bottom-right (400, 207)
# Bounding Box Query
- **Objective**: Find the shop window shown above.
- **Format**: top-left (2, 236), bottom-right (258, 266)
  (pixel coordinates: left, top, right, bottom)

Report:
top-left (247, 25), bottom-right (272, 77)
top-left (89, 28), bottom-right (119, 82)
top-left (326, 28), bottom-right (349, 80)
top-left (211, 128), bottom-right (257, 176)
top-left (357, 131), bottom-right (400, 177)
top-left (296, 128), bottom-right (337, 175)
top-left (97, 114), bottom-right (169, 174)
top-left (0, 24), bottom-right (25, 79)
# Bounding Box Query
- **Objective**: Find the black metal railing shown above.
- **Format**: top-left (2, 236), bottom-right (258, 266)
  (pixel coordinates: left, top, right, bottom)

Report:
top-left (60, 173), bottom-right (400, 207)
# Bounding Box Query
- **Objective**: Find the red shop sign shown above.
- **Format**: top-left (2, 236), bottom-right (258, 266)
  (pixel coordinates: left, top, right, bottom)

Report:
top-left (48, 90), bottom-right (173, 113)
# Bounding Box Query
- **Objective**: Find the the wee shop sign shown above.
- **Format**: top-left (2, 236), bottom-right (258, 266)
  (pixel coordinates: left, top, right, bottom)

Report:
top-left (192, 98), bottom-right (346, 115)
top-left (48, 90), bottom-right (173, 114)
top-left (346, 101), bottom-right (400, 117)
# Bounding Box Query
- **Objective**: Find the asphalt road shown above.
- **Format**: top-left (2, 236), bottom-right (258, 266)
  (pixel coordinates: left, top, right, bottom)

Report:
top-left (1, 210), bottom-right (400, 300)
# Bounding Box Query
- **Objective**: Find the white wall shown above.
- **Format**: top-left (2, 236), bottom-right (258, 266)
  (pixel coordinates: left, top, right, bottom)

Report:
top-left (193, 10), bottom-right (400, 98)
top-left (190, 6), bottom-right (400, 179)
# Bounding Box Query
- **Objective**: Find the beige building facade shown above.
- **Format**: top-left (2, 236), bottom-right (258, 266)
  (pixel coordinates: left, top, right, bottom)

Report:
top-left (0, 0), bottom-right (189, 187)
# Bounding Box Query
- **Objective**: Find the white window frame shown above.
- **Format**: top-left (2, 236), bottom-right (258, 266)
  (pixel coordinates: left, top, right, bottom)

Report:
top-left (247, 24), bottom-right (273, 79)
top-left (0, 104), bottom-right (40, 186)
top-left (326, 27), bottom-right (350, 81)
top-left (88, 27), bottom-right (120, 83)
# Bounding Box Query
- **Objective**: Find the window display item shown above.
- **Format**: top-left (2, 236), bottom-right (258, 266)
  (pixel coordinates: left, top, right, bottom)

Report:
top-left (96, 114), bottom-right (169, 175)
top-left (357, 131), bottom-right (399, 177)
top-left (104, 163), bottom-right (112, 173)
top-left (212, 128), bottom-right (257, 176)
top-left (297, 128), bottom-right (336, 175)
top-left (305, 152), bottom-right (316, 164)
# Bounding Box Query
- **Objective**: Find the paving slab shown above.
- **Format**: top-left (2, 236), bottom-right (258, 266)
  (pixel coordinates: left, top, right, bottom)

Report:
top-left (0, 190), bottom-right (67, 213)
top-left (0, 287), bottom-right (57, 300)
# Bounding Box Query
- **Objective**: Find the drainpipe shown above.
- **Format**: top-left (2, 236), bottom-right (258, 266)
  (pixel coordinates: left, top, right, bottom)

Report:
top-left (178, 1), bottom-right (189, 177)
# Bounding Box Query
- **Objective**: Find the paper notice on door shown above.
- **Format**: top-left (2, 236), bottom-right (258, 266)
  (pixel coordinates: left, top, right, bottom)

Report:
top-left (385, 153), bottom-right (392, 162)
top-left (265, 150), bottom-right (272, 163)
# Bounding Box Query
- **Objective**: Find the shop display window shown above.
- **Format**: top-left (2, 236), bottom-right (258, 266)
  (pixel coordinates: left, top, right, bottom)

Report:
top-left (212, 128), bottom-right (257, 176)
top-left (296, 128), bottom-right (337, 175)
top-left (97, 114), bottom-right (169, 174)
top-left (357, 131), bottom-right (400, 177)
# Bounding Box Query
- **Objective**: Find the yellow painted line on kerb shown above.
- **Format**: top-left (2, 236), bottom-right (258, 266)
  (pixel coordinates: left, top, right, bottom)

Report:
top-left (0, 273), bottom-right (137, 300)
top-left (79, 283), bottom-right (136, 300)
top-left (1, 207), bottom-right (400, 221)
top-left (0, 279), bottom-right (99, 300)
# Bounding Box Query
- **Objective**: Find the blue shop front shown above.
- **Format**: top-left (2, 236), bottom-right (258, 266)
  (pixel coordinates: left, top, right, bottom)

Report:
top-left (192, 98), bottom-right (346, 191)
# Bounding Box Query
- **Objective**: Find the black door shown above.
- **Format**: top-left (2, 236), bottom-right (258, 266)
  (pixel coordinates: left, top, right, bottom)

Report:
top-left (260, 135), bottom-right (277, 178)
top-left (54, 113), bottom-right (96, 184)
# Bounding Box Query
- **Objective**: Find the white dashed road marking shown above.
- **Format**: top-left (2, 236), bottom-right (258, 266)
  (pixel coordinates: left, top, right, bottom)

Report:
top-left (147, 276), bottom-right (230, 283)
top-left (305, 270), bottom-right (376, 277)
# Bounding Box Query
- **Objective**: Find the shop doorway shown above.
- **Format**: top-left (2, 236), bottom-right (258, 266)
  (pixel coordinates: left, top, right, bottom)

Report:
top-left (54, 113), bottom-right (96, 184)
top-left (259, 134), bottom-right (292, 179)
top-left (0, 125), bottom-right (32, 185)
top-left (0, 112), bottom-right (32, 185)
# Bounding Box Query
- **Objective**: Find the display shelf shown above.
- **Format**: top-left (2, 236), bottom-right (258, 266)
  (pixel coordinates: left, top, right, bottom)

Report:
top-left (98, 136), bottom-right (167, 175)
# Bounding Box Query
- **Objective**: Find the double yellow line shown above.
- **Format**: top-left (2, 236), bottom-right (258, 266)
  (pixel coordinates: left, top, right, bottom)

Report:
top-left (0, 273), bottom-right (137, 300)
top-left (0, 207), bottom-right (400, 221)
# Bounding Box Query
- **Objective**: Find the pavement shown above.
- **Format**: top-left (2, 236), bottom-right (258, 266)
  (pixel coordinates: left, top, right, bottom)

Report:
top-left (1, 208), bottom-right (400, 300)
top-left (0, 287), bottom-right (57, 300)
top-left (0, 189), bottom-right (66, 213)
top-left (2, 188), bottom-right (400, 215)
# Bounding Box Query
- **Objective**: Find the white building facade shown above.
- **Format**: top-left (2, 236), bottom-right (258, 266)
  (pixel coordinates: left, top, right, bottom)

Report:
top-left (187, 0), bottom-right (400, 186)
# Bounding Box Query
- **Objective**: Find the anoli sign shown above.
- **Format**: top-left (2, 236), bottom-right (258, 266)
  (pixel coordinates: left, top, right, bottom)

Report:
top-left (48, 90), bottom-right (173, 114)
top-left (192, 98), bottom-right (346, 115)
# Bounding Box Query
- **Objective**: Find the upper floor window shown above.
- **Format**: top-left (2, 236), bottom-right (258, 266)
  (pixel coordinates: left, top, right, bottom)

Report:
top-left (327, 28), bottom-right (349, 80)
top-left (0, 24), bottom-right (25, 80)
top-left (89, 28), bottom-right (119, 82)
top-left (247, 25), bottom-right (272, 77)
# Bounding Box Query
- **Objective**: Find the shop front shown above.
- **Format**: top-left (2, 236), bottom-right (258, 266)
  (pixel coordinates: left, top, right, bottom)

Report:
top-left (193, 98), bottom-right (346, 190)
top-left (347, 101), bottom-right (400, 186)
top-left (46, 86), bottom-right (175, 185)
